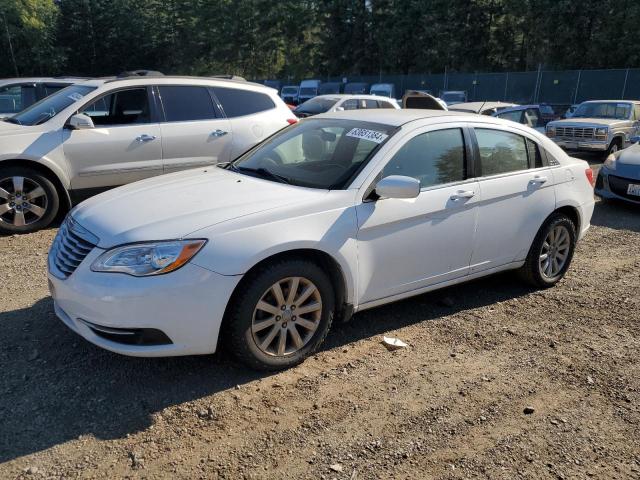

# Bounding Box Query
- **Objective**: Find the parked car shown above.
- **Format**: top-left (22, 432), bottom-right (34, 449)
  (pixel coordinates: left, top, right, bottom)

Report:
top-left (48, 109), bottom-right (594, 370)
top-left (298, 79), bottom-right (322, 104)
top-left (595, 136), bottom-right (640, 204)
top-left (344, 82), bottom-right (369, 95)
top-left (450, 101), bottom-right (518, 116)
top-left (546, 100), bottom-right (640, 157)
top-left (493, 104), bottom-right (555, 132)
top-left (439, 90), bottom-right (467, 105)
top-left (280, 85), bottom-right (299, 105)
top-left (294, 94), bottom-right (399, 117)
top-left (369, 83), bottom-right (396, 98)
top-left (0, 77), bottom-right (85, 118)
top-left (402, 90), bottom-right (448, 110)
top-left (0, 75), bottom-right (297, 234)
top-left (319, 82), bottom-right (344, 95)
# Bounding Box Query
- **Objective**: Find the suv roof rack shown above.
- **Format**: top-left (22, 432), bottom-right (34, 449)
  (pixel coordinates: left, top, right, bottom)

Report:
top-left (210, 75), bottom-right (246, 81)
top-left (116, 70), bottom-right (164, 78)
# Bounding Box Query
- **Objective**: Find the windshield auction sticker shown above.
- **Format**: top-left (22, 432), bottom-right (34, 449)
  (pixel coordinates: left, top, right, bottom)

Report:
top-left (346, 128), bottom-right (388, 143)
top-left (68, 92), bottom-right (85, 101)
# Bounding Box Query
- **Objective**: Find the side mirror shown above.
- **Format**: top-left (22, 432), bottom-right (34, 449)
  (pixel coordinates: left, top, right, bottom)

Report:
top-left (631, 135), bottom-right (640, 144)
top-left (67, 113), bottom-right (94, 130)
top-left (375, 175), bottom-right (420, 199)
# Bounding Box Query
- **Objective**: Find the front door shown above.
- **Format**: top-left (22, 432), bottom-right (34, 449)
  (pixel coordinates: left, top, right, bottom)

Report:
top-left (63, 87), bottom-right (163, 190)
top-left (356, 126), bottom-right (479, 304)
top-left (156, 85), bottom-right (233, 173)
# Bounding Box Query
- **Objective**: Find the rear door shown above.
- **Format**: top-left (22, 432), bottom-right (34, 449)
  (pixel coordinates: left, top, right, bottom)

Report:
top-left (156, 85), bottom-right (233, 173)
top-left (469, 125), bottom-right (556, 272)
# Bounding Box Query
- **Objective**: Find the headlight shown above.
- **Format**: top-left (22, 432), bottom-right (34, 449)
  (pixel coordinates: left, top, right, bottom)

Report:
top-left (91, 239), bottom-right (206, 276)
top-left (604, 154), bottom-right (617, 170)
top-left (595, 127), bottom-right (608, 136)
top-left (546, 126), bottom-right (555, 137)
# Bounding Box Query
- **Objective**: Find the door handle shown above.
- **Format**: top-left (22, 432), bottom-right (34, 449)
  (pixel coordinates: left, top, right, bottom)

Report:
top-left (450, 190), bottom-right (475, 200)
top-left (530, 175), bottom-right (548, 185)
top-left (211, 129), bottom-right (228, 137)
top-left (135, 134), bottom-right (156, 142)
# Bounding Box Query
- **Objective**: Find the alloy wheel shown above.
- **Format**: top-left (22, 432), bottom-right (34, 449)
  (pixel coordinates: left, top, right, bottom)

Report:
top-left (251, 276), bottom-right (323, 357)
top-left (539, 225), bottom-right (571, 278)
top-left (0, 176), bottom-right (48, 227)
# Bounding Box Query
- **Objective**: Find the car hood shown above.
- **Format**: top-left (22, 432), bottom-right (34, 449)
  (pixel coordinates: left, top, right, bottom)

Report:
top-left (549, 118), bottom-right (628, 128)
top-left (71, 168), bottom-right (329, 248)
top-left (612, 144), bottom-right (640, 179)
top-left (0, 120), bottom-right (30, 135)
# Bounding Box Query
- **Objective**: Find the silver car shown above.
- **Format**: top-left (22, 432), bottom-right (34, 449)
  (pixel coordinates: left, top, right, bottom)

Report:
top-left (546, 100), bottom-right (640, 157)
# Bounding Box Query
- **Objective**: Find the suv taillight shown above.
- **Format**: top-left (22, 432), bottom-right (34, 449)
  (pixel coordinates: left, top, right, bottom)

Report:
top-left (585, 168), bottom-right (595, 187)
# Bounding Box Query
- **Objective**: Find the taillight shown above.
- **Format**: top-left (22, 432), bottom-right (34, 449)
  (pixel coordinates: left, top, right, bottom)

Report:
top-left (585, 168), bottom-right (595, 187)
top-left (287, 118), bottom-right (298, 125)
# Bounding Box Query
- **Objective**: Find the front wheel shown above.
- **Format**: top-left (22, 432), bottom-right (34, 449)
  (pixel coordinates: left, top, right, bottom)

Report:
top-left (226, 259), bottom-right (335, 370)
top-left (519, 213), bottom-right (577, 288)
top-left (0, 167), bottom-right (60, 235)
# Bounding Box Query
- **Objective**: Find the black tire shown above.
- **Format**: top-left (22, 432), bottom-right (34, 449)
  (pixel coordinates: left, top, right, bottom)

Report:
top-left (225, 258), bottom-right (335, 371)
top-left (605, 138), bottom-right (621, 157)
top-left (0, 167), bottom-right (60, 235)
top-left (518, 213), bottom-right (577, 288)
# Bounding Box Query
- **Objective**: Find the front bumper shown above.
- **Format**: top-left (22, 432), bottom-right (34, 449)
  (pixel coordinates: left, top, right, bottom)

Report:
top-left (48, 248), bottom-right (242, 357)
top-left (552, 139), bottom-right (608, 151)
top-left (595, 169), bottom-right (640, 205)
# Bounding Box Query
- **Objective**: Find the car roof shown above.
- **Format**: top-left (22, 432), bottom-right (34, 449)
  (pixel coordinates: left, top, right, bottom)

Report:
top-left (78, 75), bottom-right (271, 90)
top-left (451, 101), bottom-right (517, 112)
top-left (582, 99), bottom-right (640, 104)
top-left (313, 94), bottom-right (397, 101)
top-left (318, 108), bottom-right (469, 126)
top-left (496, 104), bottom-right (544, 113)
top-left (0, 77), bottom-right (83, 85)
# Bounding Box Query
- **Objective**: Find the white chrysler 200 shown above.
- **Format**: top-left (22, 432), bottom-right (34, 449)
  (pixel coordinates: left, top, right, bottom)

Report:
top-left (48, 110), bottom-right (595, 370)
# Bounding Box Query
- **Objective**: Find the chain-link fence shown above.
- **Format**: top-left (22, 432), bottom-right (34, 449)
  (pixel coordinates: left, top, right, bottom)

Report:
top-left (262, 68), bottom-right (640, 108)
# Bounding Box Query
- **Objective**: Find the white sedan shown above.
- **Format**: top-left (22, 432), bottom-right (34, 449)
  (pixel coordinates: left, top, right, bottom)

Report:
top-left (48, 110), bottom-right (595, 370)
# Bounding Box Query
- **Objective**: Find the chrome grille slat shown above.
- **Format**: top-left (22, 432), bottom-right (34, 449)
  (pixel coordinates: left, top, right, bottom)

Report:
top-left (49, 217), bottom-right (97, 279)
top-left (555, 126), bottom-right (595, 139)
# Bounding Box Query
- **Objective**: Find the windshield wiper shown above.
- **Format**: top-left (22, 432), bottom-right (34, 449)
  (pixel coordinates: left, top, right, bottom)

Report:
top-left (235, 165), bottom-right (291, 184)
top-left (3, 117), bottom-right (21, 125)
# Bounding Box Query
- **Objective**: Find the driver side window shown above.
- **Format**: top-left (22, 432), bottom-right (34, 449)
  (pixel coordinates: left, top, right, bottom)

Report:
top-left (80, 88), bottom-right (151, 126)
top-left (382, 128), bottom-right (466, 189)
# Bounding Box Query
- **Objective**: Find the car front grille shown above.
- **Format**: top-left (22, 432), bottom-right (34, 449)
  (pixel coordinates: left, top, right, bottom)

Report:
top-left (608, 175), bottom-right (640, 202)
top-left (49, 216), bottom-right (98, 279)
top-left (555, 126), bottom-right (595, 139)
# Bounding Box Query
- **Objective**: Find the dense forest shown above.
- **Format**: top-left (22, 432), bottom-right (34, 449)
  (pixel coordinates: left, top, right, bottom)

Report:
top-left (1, 0), bottom-right (639, 80)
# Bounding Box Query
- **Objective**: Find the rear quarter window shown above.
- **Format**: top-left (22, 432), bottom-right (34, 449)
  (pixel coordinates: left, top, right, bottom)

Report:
top-left (213, 87), bottom-right (275, 117)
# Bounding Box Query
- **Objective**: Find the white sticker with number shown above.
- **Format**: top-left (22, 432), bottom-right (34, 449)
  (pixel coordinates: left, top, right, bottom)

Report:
top-left (68, 92), bottom-right (85, 102)
top-left (346, 128), bottom-right (388, 144)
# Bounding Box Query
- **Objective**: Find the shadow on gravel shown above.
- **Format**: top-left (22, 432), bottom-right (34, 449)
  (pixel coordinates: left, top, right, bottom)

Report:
top-left (591, 199), bottom-right (640, 233)
top-left (0, 272), bottom-right (535, 462)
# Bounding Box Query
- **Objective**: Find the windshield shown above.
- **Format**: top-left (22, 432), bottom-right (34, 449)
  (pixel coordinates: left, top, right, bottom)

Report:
top-left (572, 102), bottom-right (631, 120)
top-left (282, 87), bottom-right (298, 94)
top-left (299, 87), bottom-right (317, 96)
top-left (8, 85), bottom-right (96, 126)
top-left (442, 92), bottom-right (465, 103)
top-left (229, 119), bottom-right (396, 189)
top-left (294, 97), bottom-right (339, 114)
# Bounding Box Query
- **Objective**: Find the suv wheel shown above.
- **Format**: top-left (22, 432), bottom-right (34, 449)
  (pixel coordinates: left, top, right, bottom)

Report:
top-left (519, 213), bottom-right (577, 288)
top-left (0, 167), bottom-right (60, 235)
top-left (226, 259), bottom-right (335, 370)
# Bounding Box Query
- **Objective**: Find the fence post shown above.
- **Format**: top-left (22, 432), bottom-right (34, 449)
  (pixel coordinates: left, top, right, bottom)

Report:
top-left (533, 64), bottom-right (542, 103)
top-left (503, 72), bottom-right (509, 101)
top-left (573, 70), bottom-right (582, 104)
top-left (444, 66), bottom-right (448, 91)
top-left (621, 68), bottom-right (629, 100)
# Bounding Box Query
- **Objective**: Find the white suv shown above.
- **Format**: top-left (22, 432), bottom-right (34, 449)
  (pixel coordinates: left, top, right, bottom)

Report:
top-left (0, 75), bottom-right (296, 234)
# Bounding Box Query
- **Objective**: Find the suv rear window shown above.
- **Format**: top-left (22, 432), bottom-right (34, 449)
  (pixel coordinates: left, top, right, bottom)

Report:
top-left (159, 86), bottom-right (217, 122)
top-left (213, 87), bottom-right (275, 117)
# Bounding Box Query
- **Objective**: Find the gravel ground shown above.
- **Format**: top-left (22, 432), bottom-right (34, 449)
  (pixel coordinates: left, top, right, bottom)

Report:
top-left (1, 197), bottom-right (639, 479)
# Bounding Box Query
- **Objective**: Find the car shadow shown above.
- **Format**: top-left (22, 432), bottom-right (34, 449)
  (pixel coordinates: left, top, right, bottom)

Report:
top-left (0, 272), bottom-right (535, 462)
top-left (590, 198), bottom-right (640, 233)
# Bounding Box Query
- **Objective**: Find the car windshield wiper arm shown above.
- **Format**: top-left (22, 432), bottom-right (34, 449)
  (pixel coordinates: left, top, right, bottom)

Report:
top-left (235, 166), bottom-right (291, 184)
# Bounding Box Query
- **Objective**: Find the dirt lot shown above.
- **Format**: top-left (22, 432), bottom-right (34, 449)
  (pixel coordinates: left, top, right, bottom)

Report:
top-left (1, 198), bottom-right (639, 479)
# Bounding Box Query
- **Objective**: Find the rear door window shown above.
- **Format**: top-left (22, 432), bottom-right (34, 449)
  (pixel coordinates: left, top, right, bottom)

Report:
top-left (475, 128), bottom-right (529, 176)
top-left (159, 85), bottom-right (217, 122)
top-left (213, 87), bottom-right (275, 117)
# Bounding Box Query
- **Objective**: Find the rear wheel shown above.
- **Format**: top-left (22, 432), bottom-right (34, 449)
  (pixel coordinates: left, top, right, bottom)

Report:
top-left (519, 213), bottom-right (577, 288)
top-left (0, 167), bottom-right (59, 235)
top-left (226, 259), bottom-right (335, 370)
